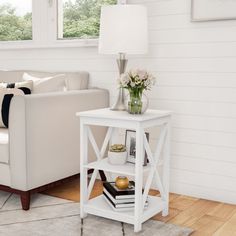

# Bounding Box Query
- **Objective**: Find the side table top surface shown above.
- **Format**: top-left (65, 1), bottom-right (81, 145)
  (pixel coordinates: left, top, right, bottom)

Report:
top-left (77, 108), bottom-right (171, 122)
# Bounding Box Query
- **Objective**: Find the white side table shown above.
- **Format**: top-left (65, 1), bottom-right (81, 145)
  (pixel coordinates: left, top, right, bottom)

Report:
top-left (77, 108), bottom-right (171, 232)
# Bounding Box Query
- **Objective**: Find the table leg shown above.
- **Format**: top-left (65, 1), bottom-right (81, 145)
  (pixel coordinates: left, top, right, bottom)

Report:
top-left (134, 126), bottom-right (144, 232)
top-left (80, 122), bottom-right (88, 218)
top-left (162, 122), bottom-right (171, 216)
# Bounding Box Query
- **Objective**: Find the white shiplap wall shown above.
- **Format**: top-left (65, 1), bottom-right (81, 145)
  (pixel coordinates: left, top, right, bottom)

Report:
top-left (0, 0), bottom-right (236, 203)
top-left (128, 0), bottom-right (236, 204)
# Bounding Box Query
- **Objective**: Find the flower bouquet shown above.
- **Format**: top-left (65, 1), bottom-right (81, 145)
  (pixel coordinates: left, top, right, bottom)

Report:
top-left (119, 69), bottom-right (156, 114)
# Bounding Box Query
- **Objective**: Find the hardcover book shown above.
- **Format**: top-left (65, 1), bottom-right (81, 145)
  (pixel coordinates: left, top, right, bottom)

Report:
top-left (103, 193), bottom-right (149, 212)
top-left (103, 181), bottom-right (135, 199)
top-left (103, 196), bottom-right (135, 212)
top-left (103, 189), bottom-right (134, 204)
top-left (103, 191), bottom-right (148, 208)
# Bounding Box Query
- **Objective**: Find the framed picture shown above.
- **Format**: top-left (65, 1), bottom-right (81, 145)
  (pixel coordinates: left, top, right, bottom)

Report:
top-left (191, 0), bottom-right (236, 22)
top-left (125, 130), bottom-right (149, 166)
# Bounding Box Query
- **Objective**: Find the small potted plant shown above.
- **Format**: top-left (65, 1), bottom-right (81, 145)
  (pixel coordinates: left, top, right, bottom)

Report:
top-left (108, 144), bottom-right (127, 165)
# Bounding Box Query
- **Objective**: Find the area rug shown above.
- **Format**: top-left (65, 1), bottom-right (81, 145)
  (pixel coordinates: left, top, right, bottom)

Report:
top-left (0, 191), bottom-right (193, 236)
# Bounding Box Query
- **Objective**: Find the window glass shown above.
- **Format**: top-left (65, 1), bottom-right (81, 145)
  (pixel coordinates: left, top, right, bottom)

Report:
top-left (0, 0), bottom-right (32, 41)
top-left (58, 0), bottom-right (117, 39)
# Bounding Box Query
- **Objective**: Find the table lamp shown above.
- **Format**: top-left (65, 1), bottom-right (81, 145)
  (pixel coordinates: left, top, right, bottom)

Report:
top-left (99, 4), bottom-right (148, 110)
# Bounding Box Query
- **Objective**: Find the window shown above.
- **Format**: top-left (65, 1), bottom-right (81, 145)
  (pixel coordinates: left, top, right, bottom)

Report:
top-left (0, 0), bottom-right (32, 41)
top-left (0, 0), bottom-right (123, 48)
top-left (58, 0), bottom-right (117, 40)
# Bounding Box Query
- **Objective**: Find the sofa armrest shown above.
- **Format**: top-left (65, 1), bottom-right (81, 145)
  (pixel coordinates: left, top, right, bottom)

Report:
top-left (9, 89), bottom-right (109, 190)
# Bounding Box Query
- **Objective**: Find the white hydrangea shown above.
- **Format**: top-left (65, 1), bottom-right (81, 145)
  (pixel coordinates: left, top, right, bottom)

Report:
top-left (137, 69), bottom-right (147, 81)
top-left (119, 73), bottom-right (130, 87)
top-left (118, 69), bottom-right (156, 91)
top-left (130, 82), bottom-right (135, 87)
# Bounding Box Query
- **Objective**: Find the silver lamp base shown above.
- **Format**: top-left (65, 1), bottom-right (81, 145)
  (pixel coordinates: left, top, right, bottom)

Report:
top-left (111, 87), bottom-right (126, 111)
top-left (111, 53), bottom-right (127, 111)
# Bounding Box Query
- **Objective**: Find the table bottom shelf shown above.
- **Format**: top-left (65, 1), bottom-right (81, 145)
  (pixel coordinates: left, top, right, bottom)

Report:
top-left (82, 195), bottom-right (165, 225)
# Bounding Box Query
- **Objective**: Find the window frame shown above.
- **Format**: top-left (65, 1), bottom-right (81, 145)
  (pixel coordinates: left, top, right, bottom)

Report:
top-left (0, 0), bottom-right (126, 50)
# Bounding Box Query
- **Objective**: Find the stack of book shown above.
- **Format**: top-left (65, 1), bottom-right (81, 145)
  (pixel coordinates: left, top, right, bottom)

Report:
top-left (103, 181), bottom-right (148, 211)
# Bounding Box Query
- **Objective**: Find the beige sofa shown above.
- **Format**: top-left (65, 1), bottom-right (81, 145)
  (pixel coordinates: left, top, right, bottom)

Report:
top-left (0, 70), bottom-right (109, 210)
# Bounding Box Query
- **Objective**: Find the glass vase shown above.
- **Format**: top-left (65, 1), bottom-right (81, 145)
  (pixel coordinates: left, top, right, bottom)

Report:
top-left (128, 89), bottom-right (145, 114)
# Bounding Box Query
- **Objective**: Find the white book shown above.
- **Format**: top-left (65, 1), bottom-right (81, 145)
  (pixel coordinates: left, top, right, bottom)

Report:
top-left (103, 193), bottom-right (148, 210)
top-left (103, 195), bottom-right (136, 212)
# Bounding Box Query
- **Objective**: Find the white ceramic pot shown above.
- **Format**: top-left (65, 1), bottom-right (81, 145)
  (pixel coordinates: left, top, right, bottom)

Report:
top-left (108, 151), bottom-right (127, 165)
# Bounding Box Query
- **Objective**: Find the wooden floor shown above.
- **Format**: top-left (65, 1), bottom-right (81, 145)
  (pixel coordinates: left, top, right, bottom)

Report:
top-left (43, 177), bottom-right (236, 236)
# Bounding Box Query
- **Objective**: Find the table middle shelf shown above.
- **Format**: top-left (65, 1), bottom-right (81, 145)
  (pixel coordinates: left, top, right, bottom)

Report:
top-left (83, 157), bottom-right (152, 176)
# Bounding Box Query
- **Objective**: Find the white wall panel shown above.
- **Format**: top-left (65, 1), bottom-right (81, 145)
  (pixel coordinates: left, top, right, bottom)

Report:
top-left (170, 169), bottom-right (236, 194)
top-left (149, 27), bottom-right (236, 44)
top-left (155, 72), bottom-right (236, 88)
top-left (172, 128), bottom-right (236, 148)
top-left (171, 156), bottom-right (236, 178)
top-left (151, 100), bottom-right (236, 118)
top-left (172, 141), bottom-right (236, 163)
top-left (148, 43), bottom-right (236, 58)
top-left (172, 114), bottom-right (236, 133)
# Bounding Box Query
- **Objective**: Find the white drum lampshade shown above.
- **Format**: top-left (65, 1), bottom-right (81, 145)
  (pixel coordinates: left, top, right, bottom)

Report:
top-left (99, 4), bottom-right (148, 111)
top-left (99, 5), bottom-right (148, 55)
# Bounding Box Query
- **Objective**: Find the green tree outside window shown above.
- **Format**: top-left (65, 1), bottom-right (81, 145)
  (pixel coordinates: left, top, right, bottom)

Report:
top-left (0, 3), bottom-right (32, 41)
top-left (0, 0), bottom-right (116, 41)
top-left (62, 0), bottom-right (117, 39)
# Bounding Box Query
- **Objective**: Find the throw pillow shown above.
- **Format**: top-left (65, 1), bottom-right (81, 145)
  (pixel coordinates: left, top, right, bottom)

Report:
top-left (23, 73), bottom-right (66, 94)
top-left (64, 72), bottom-right (89, 90)
top-left (0, 80), bottom-right (33, 95)
top-left (0, 88), bottom-right (29, 128)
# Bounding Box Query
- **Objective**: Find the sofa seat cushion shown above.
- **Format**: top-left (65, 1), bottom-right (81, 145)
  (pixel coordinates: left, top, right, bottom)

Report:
top-left (0, 128), bottom-right (9, 164)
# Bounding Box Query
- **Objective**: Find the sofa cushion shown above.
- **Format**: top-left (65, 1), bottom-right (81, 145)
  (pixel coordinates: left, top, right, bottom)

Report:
top-left (0, 88), bottom-right (28, 128)
top-left (0, 129), bottom-right (9, 164)
top-left (25, 71), bottom-right (89, 90)
top-left (0, 71), bottom-right (89, 90)
top-left (0, 81), bottom-right (33, 94)
top-left (64, 72), bottom-right (89, 90)
top-left (23, 73), bottom-right (66, 94)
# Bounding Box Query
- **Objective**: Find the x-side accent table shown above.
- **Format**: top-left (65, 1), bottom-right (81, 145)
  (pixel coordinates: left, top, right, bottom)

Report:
top-left (77, 108), bottom-right (172, 232)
